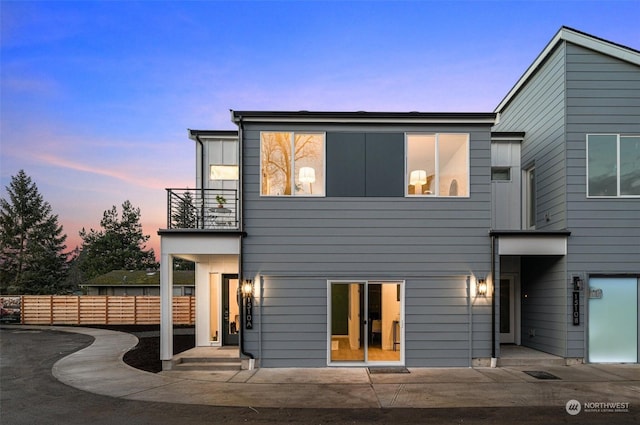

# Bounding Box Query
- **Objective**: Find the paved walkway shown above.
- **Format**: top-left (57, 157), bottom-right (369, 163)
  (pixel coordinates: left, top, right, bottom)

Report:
top-left (10, 325), bottom-right (640, 409)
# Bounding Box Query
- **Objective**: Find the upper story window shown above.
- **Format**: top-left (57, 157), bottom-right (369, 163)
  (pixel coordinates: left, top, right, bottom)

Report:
top-left (210, 165), bottom-right (239, 180)
top-left (587, 134), bottom-right (640, 197)
top-left (261, 132), bottom-right (325, 196)
top-left (491, 167), bottom-right (511, 181)
top-left (406, 133), bottom-right (469, 197)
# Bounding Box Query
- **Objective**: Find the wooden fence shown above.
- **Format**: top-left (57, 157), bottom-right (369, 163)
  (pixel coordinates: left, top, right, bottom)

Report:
top-left (18, 295), bottom-right (195, 325)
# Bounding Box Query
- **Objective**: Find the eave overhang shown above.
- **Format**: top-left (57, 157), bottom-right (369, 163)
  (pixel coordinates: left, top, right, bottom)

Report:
top-left (158, 229), bottom-right (246, 237)
top-left (490, 229), bottom-right (571, 256)
top-left (491, 131), bottom-right (525, 142)
top-left (231, 110), bottom-right (496, 125)
top-left (187, 129), bottom-right (238, 141)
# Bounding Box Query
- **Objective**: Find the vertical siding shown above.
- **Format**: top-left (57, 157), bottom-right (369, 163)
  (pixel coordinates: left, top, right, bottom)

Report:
top-left (242, 122), bottom-right (493, 366)
top-left (491, 142), bottom-right (522, 229)
top-left (494, 43), bottom-right (567, 230)
top-left (564, 43), bottom-right (640, 358)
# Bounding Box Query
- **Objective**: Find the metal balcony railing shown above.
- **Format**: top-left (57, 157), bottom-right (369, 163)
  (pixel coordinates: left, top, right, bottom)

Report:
top-left (166, 188), bottom-right (239, 230)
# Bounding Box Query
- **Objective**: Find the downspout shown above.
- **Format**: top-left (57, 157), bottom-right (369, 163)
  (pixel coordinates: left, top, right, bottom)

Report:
top-left (490, 234), bottom-right (497, 367)
top-left (194, 133), bottom-right (206, 229)
top-left (467, 275), bottom-right (472, 368)
top-left (235, 115), bottom-right (255, 365)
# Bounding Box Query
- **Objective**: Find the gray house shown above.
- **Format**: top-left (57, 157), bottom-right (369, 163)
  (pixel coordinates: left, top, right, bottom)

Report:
top-left (158, 27), bottom-right (639, 370)
top-left (492, 27), bottom-right (640, 364)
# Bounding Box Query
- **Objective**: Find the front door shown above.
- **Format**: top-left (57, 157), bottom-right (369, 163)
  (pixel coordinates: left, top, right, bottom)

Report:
top-left (588, 277), bottom-right (638, 363)
top-left (499, 277), bottom-right (516, 343)
top-left (222, 275), bottom-right (239, 346)
top-left (329, 281), bottom-right (403, 364)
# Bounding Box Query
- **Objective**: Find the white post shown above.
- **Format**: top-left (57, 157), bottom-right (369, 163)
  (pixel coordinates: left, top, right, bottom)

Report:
top-left (160, 252), bottom-right (174, 370)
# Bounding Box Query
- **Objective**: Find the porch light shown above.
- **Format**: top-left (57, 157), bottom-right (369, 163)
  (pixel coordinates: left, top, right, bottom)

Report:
top-left (242, 280), bottom-right (254, 297)
top-left (477, 279), bottom-right (488, 297)
top-left (409, 169), bottom-right (427, 186)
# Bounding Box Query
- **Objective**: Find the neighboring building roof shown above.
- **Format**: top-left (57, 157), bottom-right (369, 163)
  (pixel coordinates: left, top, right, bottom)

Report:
top-left (495, 26), bottom-right (640, 113)
top-left (82, 270), bottom-right (195, 287)
top-left (231, 110), bottom-right (496, 124)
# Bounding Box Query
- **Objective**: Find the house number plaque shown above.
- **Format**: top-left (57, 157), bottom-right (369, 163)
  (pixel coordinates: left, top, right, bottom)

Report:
top-left (245, 295), bottom-right (253, 329)
top-left (572, 291), bottom-right (580, 326)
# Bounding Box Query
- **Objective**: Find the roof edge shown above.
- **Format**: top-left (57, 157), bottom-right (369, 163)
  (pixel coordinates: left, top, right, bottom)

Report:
top-left (187, 129), bottom-right (238, 140)
top-left (231, 110), bottom-right (496, 125)
top-left (495, 26), bottom-right (640, 113)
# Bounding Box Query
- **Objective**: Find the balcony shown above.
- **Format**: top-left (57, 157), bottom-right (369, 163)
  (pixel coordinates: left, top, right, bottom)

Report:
top-left (166, 188), bottom-right (239, 230)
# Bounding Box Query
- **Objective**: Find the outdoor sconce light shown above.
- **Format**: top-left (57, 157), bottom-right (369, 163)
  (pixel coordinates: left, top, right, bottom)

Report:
top-left (241, 280), bottom-right (254, 297)
top-left (572, 275), bottom-right (583, 291)
top-left (477, 279), bottom-right (488, 297)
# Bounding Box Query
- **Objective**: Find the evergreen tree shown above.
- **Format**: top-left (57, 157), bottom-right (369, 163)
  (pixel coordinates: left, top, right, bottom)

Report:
top-left (78, 200), bottom-right (158, 279)
top-left (173, 190), bottom-right (197, 228)
top-left (0, 170), bottom-right (70, 294)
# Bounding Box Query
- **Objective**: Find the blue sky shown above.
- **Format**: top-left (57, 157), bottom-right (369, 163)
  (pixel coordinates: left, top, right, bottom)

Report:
top-left (2, 0), bottom-right (639, 257)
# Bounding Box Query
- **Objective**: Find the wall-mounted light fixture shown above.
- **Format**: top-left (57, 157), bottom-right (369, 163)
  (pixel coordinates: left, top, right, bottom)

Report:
top-left (477, 279), bottom-right (488, 297)
top-left (572, 275), bottom-right (583, 291)
top-left (241, 279), bottom-right (254, 297)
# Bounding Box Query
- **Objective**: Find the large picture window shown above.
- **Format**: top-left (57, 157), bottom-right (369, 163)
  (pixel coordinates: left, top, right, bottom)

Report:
top-left (587, 134), bottom-right (640, 197)
top-left (261, 132), bottom-right (325, 196)
top-left (406, 133), bottom-right (469, 197)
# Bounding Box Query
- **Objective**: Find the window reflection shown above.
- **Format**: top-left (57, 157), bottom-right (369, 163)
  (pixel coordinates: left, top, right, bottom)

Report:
top-left (261, 132), bottom-right (325, 196)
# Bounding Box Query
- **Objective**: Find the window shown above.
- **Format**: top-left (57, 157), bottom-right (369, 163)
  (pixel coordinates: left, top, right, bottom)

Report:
top-left (491, 167), bottom-right (511, 181)
top-left (587, 134), bottom-right (640, 197)
top-left (328, 280), bottom-right (403, 365)
top-left (406, 133), bottom-right (469, 197)
top-left (524, 166), bottom-right (536, 229)
top-left (261, 132), bottom-right (325, 196)
top-left (210, 165), bottom-right (239, 180)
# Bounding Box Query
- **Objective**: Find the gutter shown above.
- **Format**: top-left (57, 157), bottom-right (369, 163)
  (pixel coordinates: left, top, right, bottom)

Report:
top-left (193, 132), bottom-right (206, 229)
top-left (490, 234), bottom-right (497, 367)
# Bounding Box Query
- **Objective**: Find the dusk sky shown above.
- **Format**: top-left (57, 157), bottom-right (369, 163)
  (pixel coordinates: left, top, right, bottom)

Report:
top-left (2, 0), bottom-right (639, 259)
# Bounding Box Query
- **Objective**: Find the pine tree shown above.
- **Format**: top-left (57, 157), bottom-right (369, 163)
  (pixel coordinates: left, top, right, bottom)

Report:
top-left (0, 170), bottom-right (70, 294)
top-left (173, 191), bottom-right (197, 228)
top-left (78, 200), bottom-right (158, 279)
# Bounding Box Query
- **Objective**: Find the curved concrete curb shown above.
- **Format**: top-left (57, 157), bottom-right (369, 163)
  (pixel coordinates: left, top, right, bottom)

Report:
top-left (50, 326), bottom-right (181, 398)
top-left (4, 325), bottom-right (639, 410)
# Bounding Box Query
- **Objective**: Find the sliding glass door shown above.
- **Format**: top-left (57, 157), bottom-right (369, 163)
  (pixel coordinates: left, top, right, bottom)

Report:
top-left (329, 281), bottom-right (403, 365)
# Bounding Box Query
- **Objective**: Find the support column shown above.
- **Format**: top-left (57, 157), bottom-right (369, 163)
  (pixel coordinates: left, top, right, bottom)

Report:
top-left (160, 252), bottom-right (174, 370)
